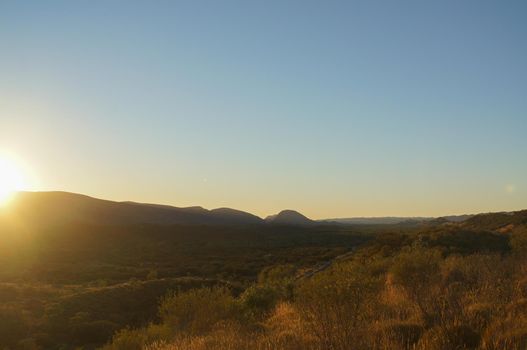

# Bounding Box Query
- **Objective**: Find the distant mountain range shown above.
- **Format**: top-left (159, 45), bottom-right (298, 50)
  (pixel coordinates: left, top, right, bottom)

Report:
top-left (0, 191), bottom-right (496, 228)
top-left (321, 215), bottom-right (473, 225)
top-left (321, 217), bottom-right (432, 225)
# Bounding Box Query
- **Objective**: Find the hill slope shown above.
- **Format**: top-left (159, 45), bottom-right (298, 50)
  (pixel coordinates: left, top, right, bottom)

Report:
top-left (4, 191), bottom-right (263, 226)
top-left (266, 210), bottom-right (314, 225)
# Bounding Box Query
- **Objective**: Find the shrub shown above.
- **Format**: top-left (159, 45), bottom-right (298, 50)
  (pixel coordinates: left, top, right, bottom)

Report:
top-left (510, 225), bottom-right (527, 254)
top-left (389, 248), bottom-right (442, 324)
top-left (257, 264), bottom-right (296, 284)
top-left (102, 324), bottom-right (171, 350)
top-left (296, 262), bottom-right (380, 350)
top-left (373, 321), bottom-right (424, 349)
top-left (240, 284), bottom-right (281, 317)
top-left (0, 306), bottom-right (29, 348)
top-left (418, 324), bottom-right (480, 350)
top-left (159, 286), bottom-right (240, 335)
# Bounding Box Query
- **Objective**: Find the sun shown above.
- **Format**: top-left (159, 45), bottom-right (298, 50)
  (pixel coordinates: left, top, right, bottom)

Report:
top-left (0, 155), bottom-right (29, 205)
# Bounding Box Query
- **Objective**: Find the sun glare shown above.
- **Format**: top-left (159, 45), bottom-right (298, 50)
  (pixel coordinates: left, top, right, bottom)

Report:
top-left (0, 155), bottom-right (30, 206)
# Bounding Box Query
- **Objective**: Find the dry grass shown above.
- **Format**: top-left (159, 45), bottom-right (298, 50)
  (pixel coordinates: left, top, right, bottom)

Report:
top-left (103, 236), bottom-right (527, 350)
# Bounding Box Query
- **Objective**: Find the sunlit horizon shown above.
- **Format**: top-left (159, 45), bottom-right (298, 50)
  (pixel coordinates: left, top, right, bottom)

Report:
top-left (4, 183), bottom-right (524, 221)
top-left (1, 1), bottom-right (526, 219)
top-left (0, 149), bottom-right (523, 219)
top-left (0, 148), bottom-right (525, 219)
top-left (0, 153), bottom-right (36, 206)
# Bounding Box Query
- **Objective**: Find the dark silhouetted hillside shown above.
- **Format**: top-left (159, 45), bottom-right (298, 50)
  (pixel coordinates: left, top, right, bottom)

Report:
top-left (6, 191), bottom-right (263, 226)
top-left (266, 210), bottom-right (314, 225)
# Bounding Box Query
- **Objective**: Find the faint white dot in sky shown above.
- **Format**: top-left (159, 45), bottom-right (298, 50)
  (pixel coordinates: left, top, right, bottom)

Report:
top-left (505, 184), bottom-right (516, 194)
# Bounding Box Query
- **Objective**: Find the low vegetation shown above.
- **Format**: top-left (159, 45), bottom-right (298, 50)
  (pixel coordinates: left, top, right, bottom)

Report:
top-left (0, 221), bottom-right (365, 349)
top-left (1, 210), bottom-right (526, 349)
top-left (103, 215), bottom-right (527, 350)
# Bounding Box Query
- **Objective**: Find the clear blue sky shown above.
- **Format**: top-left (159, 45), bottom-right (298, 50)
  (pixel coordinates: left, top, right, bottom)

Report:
top-left (1, 0), bottom-right (526, 218)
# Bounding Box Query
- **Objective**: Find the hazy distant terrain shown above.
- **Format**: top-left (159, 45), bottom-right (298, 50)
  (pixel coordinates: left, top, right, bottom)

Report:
top-left (322, 217), bottom-right (434, 225)
top-left (322, 215), bottom-right (474, 225)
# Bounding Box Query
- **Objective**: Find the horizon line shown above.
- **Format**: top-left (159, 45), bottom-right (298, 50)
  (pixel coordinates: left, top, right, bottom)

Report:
top-left (11, 190), bottom-right (525, 221)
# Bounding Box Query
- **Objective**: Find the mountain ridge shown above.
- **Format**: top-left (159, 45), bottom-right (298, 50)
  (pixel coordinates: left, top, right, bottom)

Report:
top-left (4, 191), bottom-right (263, 226)
top-left (3, 191), bottom-right (524, 228)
